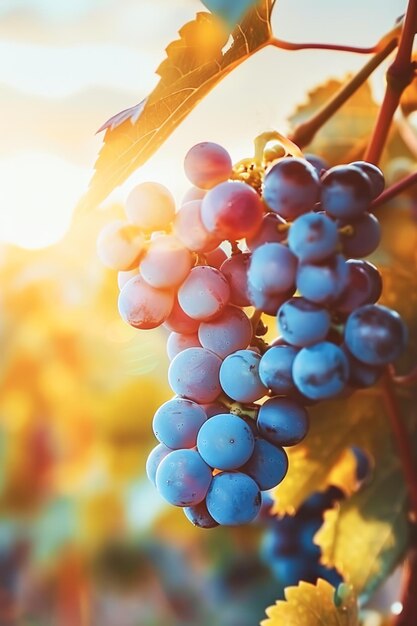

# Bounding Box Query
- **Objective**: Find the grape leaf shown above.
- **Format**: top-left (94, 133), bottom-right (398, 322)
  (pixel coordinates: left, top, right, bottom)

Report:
top-left (261, 579), bottom-right (359, 626)
top-left (201, 0), bottom-right (266, 29)
top-left (82, 2), bottom-right (275, 210)
top-left (316, 452), bottom-right (409, 601)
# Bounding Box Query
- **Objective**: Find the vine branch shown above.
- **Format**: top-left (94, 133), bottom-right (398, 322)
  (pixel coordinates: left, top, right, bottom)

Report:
top-left (269, 37), bottom-right (380, 55)
top-left (372, 170), bottom-right (417, 208)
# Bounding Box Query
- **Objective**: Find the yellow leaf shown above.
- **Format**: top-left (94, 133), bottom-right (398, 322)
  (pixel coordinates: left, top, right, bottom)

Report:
top-left (83, 2), bottom-right (275, 209)
top-left (261, 579), bottom-right (359, 626)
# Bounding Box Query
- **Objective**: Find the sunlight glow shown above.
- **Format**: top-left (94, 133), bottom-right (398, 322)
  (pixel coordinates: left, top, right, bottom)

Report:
top-left (0, 152), bottom-right (89, 249)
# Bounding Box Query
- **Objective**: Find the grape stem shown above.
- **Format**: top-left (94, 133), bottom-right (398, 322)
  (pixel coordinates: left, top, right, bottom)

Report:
top-left (364, 0), bottom-right (417, 164)
top-left (389, 363), bottom-right (417, 387)
top-left (371, 171), bottom-right (417, 208)
top-left (250, 309), bottom-right (263, 337)
top-left (288, 28), bottom-right (399, 148)
top-left (269, 38), bottom-right (383, 55)
top-left (380, 368), bottom-right (417, 521)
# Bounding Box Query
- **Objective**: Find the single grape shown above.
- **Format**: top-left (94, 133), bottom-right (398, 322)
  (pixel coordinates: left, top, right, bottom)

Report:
top-left (140, 235), bottom-right (193, 288)
top-left (197, 413), bottom-right (255, 470)
top-left (344, 304), bottom-right (407, 366)
top-left (178, 266), bottom-right (230, 321)
top-left (246, 213), bottom-right (288, 251)
top-left (117, 268), bottom-right (139, 290)
top-left (334, 259), bottom-right (382, 314)
top-left (201, 401), bottom-right (228, 418)
top-left (248, 284), bottom-right (295, 316)
top-left (263, 157), bottom-right (320, 219)
top-left (118, 275), bottom-right (174, 329)
top-left (339, 212), bottom-right (381, 258)
top-left (241, 438), bottom-right (288, 490)
top-left (248, 243), bottom-right (297, 295)
top-left (350, 161), bottom-right (385, 198)
top-left (343, 347), bottom-right (383, 388)
top-left (156, 449), bottom-right (212, 507)
top-left (296, 254), bottom-right (349, 304)
top-left (321, 164), bottom-right (372, 219)
top-left (292, 342), bottom-right (349, 399)
top-left (174, 200), bottom-right (220, 253)
top-left (305, 153), bottom-right (329, 175)
top-left (168, 347), bottom-right (222, 403)
top-left (351, 446), bottom-right (372, 481)
top-left (184, 142), bottom-right (232, 189)
top-left (220, 350), bottom-right (267, 403)
top-left (220, 253), bottom-right (251, 307)
top-left (288, 212), bottom-right (339, 262)
top-left (167, 332), bottom-right (201, 360)
top-left (182, 186), bottom-right (206, 205)
top-left (153, 398), bottom-right (207, 449)
top-left (201, 181), bottom-right (264, 240)
top-left (257, 397), bottom-right (309, 447)
top-left (183, 500), bottom-right (219, 528)
top-left (163, 298), bottom-right (200, 334)
top-left (198, 306), bottom-right (252, 358)
top-left (259, 345), bottom-right (299, 394)
top-left (206, 472), bottom-right (261, 525)
top-left (125, 182), bottom-right (175, 232)
top-left (97, 220), bottom-right (145, 271)
top-left (277, 297), bottom-right (331, 346)
top-left (146, 443), bottom-right (171, 485)
top-left (205, 247), bottom-right (228, 269)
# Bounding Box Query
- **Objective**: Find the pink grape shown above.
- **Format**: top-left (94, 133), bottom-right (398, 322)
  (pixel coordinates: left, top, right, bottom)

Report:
top-left (125, 182), bottom-right (175, 232)
top-left (174, 200), bottom-right (221, 253)
top-left (140, 234), bottom-right (193, 288)
top-left (118, 274), bottom-right (174, 330)
top-left (168, 347), bottom-right (222, 403)
top-left (97, 220), bottom-right (145, 271)
top-left (178, 266), bottom-right (230, 321)
top-left (184, 142), bottom-right (233, 189)
top-left (220, 253), bottom-right (251, 307)
top-left (182, 186), bottom-right (207, 205)
top-left (205, 247), bottom-right (228, 269)
top-left (117, 268), bottom-right (139, 290)
top-left (164, 298), bottom-right (200, 334)
top-left (167, 332), bottom-right (201, 360)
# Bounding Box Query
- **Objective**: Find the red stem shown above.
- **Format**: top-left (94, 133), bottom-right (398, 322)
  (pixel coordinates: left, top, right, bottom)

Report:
top-left (269, 37), bottom-right (379, 54)
top-left (364, 0), bottom-right (417, 164)
top-left (372, 171), bottom-right (417, 208)
top-left (380, 369), bottom-right (417, 520)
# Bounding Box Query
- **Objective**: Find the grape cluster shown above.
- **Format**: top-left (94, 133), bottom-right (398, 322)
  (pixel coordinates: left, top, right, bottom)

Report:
top-left (98, 140), bottom-right (408, 527)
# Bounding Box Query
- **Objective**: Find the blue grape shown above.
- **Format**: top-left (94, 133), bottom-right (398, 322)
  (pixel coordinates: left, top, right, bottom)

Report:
top-left (156, 449), bottom-right (212, 507)
top-left (184, 142), bottom-right (232, 189)
top-left (118, 275), bottom-right (174, 330)
top-left (197, 413), bottom-right (255, 470)
top-left (344, 304), bottom-right (407, 366)
top-left (248, 243), bottom-right (297, 295)
top-left (305, 153), bottom-right (329, 175)
top-left (241, 438), bottom-right (288, 490)
top-left (168, 347), bottom-right (222, 403)
top-left (183, 500), bottom-right (219, 528)
top-left (344, 347), bottom-right (383, 388)
top-left (263, 157), bottom-right (320, 219)
top-left (259, 345), bottom-right (298, 394)
top-left (339, 212), bottom-right (381, 258)
top-left (292, 342), bottom-right (349, 399)
top-left (350, 161), bottom-right (385, 198)
top-left (206, 472), bottom-right (261, 525)
top-left (198, 305), bottom-right (252, 358)
top-left (321, 164), bottom-right (372, 219)
top-left (178, 266), bottom-right (230, 321)
top-left (288, 212), bottom-right (338, 262)
top-left (146, 443), bottom-right (171, 485)
top-left (277, 297), bottom-right (331, 346)
top-left (248, 284), bottom-right (295, 316)
top-left (163, 297), bottom-right (200, 334)
top-left (334, 259), bottom-right (382, 315)
top-left (257, 397), bottom-right (309, 447)
top-left (153, 398), bottom-right (207, 449)
top-left (270, 555), bottom-right (315, 585)
top-left (220, 253), bottom-right (251, 307)
top-left (296, 254), bottom-right (349, 304)
top-left (246, 213), bottom-right (288, 251)
top-left (220, 350), bottom-right (267, 402)
top-left (201, 181), bottom-right (264, 240)
top-left (174, 200), bottom-right (220, 253)
top-left (167, 332), bottom-right (201, 360)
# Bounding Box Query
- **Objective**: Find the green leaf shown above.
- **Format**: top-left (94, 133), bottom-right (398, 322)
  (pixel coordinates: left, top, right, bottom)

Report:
top-left (83, 2), bottom-right (275, 210)
top-left (261, 579), bottom-right (359, 626)
top-left (201, 0), bottom-right (268, 29)
top-left (316, 453), bottom-right (409, 601)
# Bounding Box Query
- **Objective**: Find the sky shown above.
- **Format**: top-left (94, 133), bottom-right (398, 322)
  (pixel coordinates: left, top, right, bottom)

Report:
top-left (0, 0), bottom-right (408, 248)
